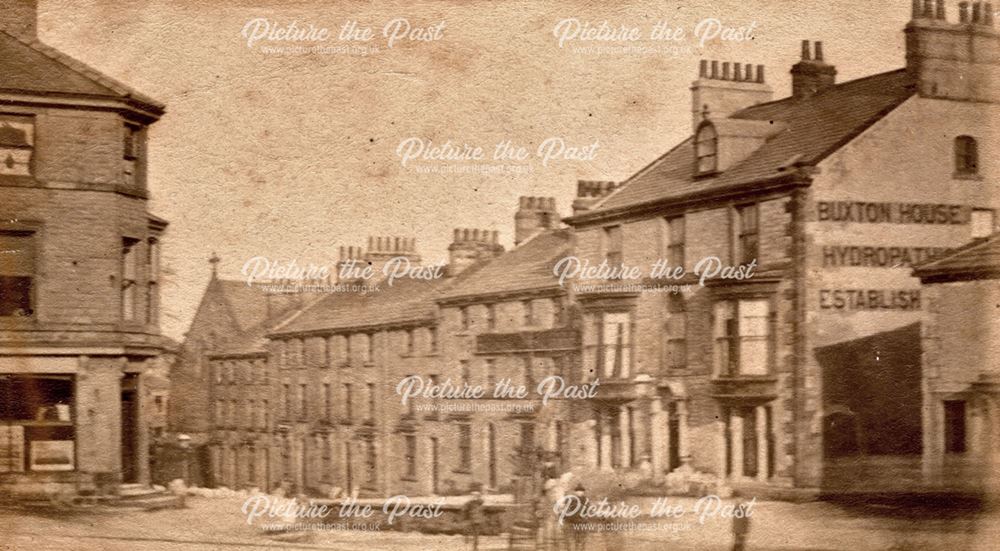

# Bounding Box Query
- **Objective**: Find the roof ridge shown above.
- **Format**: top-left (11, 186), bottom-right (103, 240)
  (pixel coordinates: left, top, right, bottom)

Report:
top-left (0, 30), bottom-right (165, 111)
top-left (734, 68), bottom-right (910, 117)
top-left (586, 136), bottom-right (695, 214)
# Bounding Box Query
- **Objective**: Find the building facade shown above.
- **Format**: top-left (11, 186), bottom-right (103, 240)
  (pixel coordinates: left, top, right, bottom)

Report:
top-left (181, 3), bottom-right (999, 497)
top-left (0, 1), bottom-right (168, 497)
top-left (916, 233), bottom-right (1000, 491)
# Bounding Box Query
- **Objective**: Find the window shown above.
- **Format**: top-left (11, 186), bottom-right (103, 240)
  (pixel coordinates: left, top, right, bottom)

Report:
top-left (955, 136), bottom-right (978, 175)
top-left (737, 204), bottom-right (759, 265)
top-left (428, 326), bottom-right (438, 353)
top-left (485, 359), bottom-right (496, 387)
top-left (323, 383), bottom-right (332, 422)
top-left (122, 124), bottom-right (143, 186)
top-left (460, 306), bottom-right (470, 331)
top-left (486, 304), bottom-right (496, 331)
top-left (603, 225), bottom-right (623, 266)
top-left (404, 434), bottom-right (417, 479)
top-left (343, 383), bottom-right (353, 423)
top-left (522, 299), bottom-right (535, 326)
top-left (0, 114), bottom-right (34, 176)
top-left (522, 357), bottom-right (535, 388)
top-left (262, 400), bottom-right (269, 429)
top-left (404, 330), bottom-right (414, 355)
top-left (0, 230), bottom-right (35, 317)
top-left (121, 238), bottom-right (140, 321)
top-left (366, 382), bottom-right (376, 421)
top-left (597, 312), bottom-right (631, 378)
top-left (0, 376), bottom-right (77, 473)
top-left (944, 400), bottom-right (967, 454)
top-left (713, 299), bottom-right (771, 377)
top-left (457, 423), bottom-right (472, 472)
top-left (344, 335), bottom-right (352, 365)
top-left (971, 209), bottom-right (996, 239)
top-left (146, 238), bottom-right (159, 324)
top-left (460, 360), bottom-right (470, 386)
top-left (665, 296), bottom-right (687, 370)
top-left (323, 337), bottom-right (332, 368)
top-left (282, 383), bottom-right (291, 419)
top-left (360, 334), bottom-right (372, 364)
top-left (365, 439), bottom-right (378, 486)
top-left (695, 122), bottom-right (718, 174)
top-left (298, 383), bottom-right (307, 419)
top-left (665, 216), bottom-right (685, 269)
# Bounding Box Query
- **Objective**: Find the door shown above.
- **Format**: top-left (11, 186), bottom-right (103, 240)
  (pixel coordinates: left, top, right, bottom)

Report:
top-left (120, 389), bottom-right (138, 483)
top-left (488, 424), bottom-right (497, 489)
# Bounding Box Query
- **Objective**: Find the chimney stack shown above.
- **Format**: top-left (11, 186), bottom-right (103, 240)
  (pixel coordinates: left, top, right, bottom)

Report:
top-left (359, 236), bottom-right (421, 276)
top-left (514, 196), bottom-right (558, 245)
top-left (448, 228), bottom-right (504, 276)
top-left (0, 0), bottom-right (38, 41)
top-left (906, 0), bottom-right (1000, 102)
top-left (791, 40), bottom-right (837, 99)
top-left (690, 59), bottom-right (773, 132)
top-left (573, 180), bottom-right (621, 215)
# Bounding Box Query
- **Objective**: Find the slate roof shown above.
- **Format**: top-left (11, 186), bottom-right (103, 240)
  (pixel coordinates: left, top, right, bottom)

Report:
top-left (0, 30), bottom-right (164, 114)
top-left (913, 233), bottom-right (1000, 282)
top-left (438, 229), bottom-right (573, 301)
top-left (271, 276), bottom-right (451, 336)
top-left (581, 69), bottom-right (915, 217)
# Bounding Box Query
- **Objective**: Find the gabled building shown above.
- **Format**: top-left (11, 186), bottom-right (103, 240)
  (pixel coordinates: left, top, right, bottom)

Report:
top-left (0, 0), bottom-right (168, 496)
top-left (562, 3), bottom-right (999, 492)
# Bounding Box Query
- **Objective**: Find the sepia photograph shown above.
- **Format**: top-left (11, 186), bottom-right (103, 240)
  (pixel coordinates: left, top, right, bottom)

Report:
top-left (1, 0), bottom-right (998, 549)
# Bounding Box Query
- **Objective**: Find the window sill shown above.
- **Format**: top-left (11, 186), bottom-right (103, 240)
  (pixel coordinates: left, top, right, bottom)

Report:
top-left (452, 469), bottom-right (472, 475)
top-left (953, 172), bottom-right (983, 181)
top-left (400, 476), bottom-right (419, 482)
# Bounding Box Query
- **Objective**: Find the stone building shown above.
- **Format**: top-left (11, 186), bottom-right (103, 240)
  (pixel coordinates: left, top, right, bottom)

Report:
top-left (562, 3), bottom-right (999, 492)
top-left (0, 0), bottom-right (168, 496)
top-left (915, 233), bottom-right (1000, 491)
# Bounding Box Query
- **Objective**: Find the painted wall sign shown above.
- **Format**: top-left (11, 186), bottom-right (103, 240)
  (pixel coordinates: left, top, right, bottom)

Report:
top-left (817, 201), bottom-right (967, 225)
top-left (819, 289), bottom-right (921, 311)
top-left (821, 246), bottom-right (952, 268)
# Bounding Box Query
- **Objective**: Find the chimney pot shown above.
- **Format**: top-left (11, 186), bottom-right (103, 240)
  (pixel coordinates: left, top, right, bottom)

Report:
top-left (800, 40), bottom-right (811, 61)
top-left (924, 0), bottom-right (935, 17)
top-left (722, 62), bottom-right (731, 80)
top-left (960, 1), bottom-right (970, 21)
top-left (986, 3), bottom-right (995, 25)
top-left (913, 0), bottom-right (923, 17)
top-left (813, 41), bottom-right (824, 62)
top-left (936, 0), bottom-right (946, 19)
top-left (699, 59), bottom-right (708, 77)
top-left (733, 63), bottom-right (742, 81)
top-left (710, 60), bottom-right (719, 78)
top-left (492, 230), bottom-right (499, 244)
top-left (756, 64), bottom-right (765, 83)
top-left (973, 1), bottom-right (983, 22)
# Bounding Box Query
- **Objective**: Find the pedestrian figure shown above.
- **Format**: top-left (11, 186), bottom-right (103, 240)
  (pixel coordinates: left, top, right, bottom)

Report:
top-left (732, 500), bottom-right (752, 551)
top-left (464, 488), bottom-right (486, 551)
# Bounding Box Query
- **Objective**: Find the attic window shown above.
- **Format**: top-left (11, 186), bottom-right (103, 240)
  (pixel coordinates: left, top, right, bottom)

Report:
top-left (695, 122), bottom-right (718, 175)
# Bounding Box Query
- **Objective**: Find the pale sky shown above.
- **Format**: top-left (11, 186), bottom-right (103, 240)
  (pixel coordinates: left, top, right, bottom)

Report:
top-left (38, 0), bottom-right (910, 339)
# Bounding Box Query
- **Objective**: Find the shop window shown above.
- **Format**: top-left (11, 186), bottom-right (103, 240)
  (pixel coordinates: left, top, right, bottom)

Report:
top-left (0, 375), bottom-right (75, 473)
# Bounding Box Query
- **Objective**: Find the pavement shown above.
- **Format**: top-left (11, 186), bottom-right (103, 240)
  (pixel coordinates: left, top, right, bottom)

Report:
top-left (0, 494), bottom-right (998, 551)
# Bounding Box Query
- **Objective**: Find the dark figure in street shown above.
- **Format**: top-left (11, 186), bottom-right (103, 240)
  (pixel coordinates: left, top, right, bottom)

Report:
top-left (732, 500), bottom-right (752, 551)
top-left (464, 488), bottom-right (486, 551)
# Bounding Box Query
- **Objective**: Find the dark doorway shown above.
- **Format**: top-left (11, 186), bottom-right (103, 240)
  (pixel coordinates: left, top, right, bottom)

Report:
top-left (742, 407), bottom-right (758, 478)
top-left (668, 402), bottom-right (680, 471)
top-left (487, 424), bottom-right (497, 489)
top-left (944, 401), bottom-right (967, 454)
top-left (430, 437), bottom-right (439, 494)
top-left (120, 389), bottom-right (138, 483)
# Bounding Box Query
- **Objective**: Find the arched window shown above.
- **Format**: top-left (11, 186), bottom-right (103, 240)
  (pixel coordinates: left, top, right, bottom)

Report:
top-left (695, 122), bottom-right (718, 175)
top-left (955, 136), bottom-right (978, 175)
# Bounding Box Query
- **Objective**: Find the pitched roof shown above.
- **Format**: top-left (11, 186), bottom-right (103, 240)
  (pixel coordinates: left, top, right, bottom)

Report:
top-left (581, 69), bottom-right (915, 216)
top-left (0, 31), bottom-right (164, 114)
top-left (438, 229), bottom-right (573, 302)
top-left (913, 233), bottom-right (1000, 282)
top-left (271, 276), bottom-right (451, 336)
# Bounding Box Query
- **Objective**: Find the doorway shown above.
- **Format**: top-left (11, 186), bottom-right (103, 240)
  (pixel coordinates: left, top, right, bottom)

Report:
top-left (120, 387), bottom-right (138, 483)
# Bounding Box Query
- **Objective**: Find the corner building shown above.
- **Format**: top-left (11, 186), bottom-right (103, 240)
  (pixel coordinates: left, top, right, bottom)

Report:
top-left (0, 1), bottom-right (168, 496)
top-left (563, 4), bottom-right (1000, 492)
